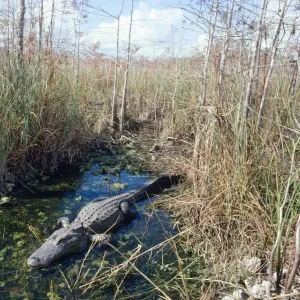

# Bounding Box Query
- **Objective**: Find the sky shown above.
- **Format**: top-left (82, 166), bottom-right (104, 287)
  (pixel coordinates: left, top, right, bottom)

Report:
top-left (1, 0), bottom-right (298, 58)
top-left (40, 0), bottom-right (204, 58)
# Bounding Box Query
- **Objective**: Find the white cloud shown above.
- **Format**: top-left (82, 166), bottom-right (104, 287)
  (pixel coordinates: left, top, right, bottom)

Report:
top-left (84, 2), bottom-right (185, 57)
top-left (195, 33), bottom-right (208, 54)
top-left (1, 0), bottom-right (196, 58)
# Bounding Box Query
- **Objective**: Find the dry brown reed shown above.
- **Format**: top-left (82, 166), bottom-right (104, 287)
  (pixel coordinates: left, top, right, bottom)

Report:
top-left (3, 46), bottom-right (300, 297)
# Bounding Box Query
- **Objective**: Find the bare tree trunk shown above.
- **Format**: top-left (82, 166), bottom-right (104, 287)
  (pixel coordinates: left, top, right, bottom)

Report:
top-left (111, 0), bottom-right (124, 129)
top-left (237, 36), bottom-right (245, 115)
top-left (253, 36), bottom-right (262, 104)
top-left (199, 0), bottom-right (219, 106)
top-left (75, 1), bottom-right (84, 83)
top-left (218, 0), bottom-right (235, 103)
top-left (7, 0), bottom-right (10, 55)
top-left (289, 57), bottom-right (299, 97)
top-left (49, 0), bottom-right (55, 51)
top-left (119, 0), bottom-right (133, 134)
top-left (253, 5), bottom-right (267, 105)
top-left (29, 0), bottom-right (34, 33)
top-left (239, 0), bottom-right (267, 142)
top-left (18, 0), bottom-right (25, 66)
top-left (193, 0), bottom-right (219, 188)
top-left (39, 0), bottom-right (44, 53)
top-left (256, 0), bottom-right (288, 129)
top-left (12, 4), bottom-right (16, 50)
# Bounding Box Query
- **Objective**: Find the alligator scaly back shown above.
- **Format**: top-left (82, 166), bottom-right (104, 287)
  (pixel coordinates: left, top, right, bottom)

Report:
top-left (27, 175), bottom-right (180, 268)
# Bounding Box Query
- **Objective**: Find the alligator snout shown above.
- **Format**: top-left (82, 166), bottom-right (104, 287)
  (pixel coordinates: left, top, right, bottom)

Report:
top-left (27, 256), bottom-right (42, 268)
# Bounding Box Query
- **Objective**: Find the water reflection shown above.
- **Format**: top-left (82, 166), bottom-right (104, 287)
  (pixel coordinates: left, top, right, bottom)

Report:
top-left (0, 165), bottom-right (177, 299)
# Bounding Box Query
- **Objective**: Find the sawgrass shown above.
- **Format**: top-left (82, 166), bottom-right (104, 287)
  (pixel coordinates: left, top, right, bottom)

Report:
top-left (0, 53), bottom-right (98, 183)
top-left (2, 49), bottom-right (300, 297)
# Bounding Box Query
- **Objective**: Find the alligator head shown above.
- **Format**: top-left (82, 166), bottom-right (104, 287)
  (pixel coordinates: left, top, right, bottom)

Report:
top-left (27, 223), bottom-right (88, 268)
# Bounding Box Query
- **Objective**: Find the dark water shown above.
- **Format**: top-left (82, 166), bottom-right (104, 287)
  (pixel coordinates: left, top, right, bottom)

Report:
top-left (0, 164), bottom-right (179, 299)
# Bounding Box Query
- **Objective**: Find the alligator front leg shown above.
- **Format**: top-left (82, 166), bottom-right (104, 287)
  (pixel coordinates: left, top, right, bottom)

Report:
top-left (120, 201), bottom-right (137, 218)
top-left (90, 233), bottom-right (111, 248)
top-left (56, 217), bottom-right (71, 229)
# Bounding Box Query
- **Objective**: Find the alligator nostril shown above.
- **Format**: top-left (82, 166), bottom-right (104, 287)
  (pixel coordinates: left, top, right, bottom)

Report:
top-left (27, 256), bottom-right (41, 267)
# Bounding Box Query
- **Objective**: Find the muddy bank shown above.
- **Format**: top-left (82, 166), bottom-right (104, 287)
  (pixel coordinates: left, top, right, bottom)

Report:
top-left (2, 123), bottom-right (186, 198)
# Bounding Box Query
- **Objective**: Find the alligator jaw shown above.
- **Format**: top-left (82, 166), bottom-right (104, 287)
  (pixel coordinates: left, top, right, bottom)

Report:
top-left (27, 224), bottom-right (88, 268)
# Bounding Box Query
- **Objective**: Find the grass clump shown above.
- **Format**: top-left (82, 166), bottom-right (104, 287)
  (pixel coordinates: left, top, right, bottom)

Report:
top-left (1, 42), bottom-right (300, 297)
top-left (0, 54), bottom-right (99, 184)
top-left (154, 64), bottom-right (300, 295)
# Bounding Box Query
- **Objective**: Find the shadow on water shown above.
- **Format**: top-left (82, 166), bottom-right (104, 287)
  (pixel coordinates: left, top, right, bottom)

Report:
top-left (0, 163), bottom-right (180, 299)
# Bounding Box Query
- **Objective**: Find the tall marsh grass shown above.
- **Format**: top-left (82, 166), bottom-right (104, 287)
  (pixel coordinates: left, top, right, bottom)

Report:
top-left (0, 54), bottom-right (98, 182)
top-left (2, 48), bottom-right (300, 295)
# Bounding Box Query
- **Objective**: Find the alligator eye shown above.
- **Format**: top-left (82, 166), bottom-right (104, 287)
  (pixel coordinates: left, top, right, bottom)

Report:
top-left (55, 236), bottom-right (69, 245)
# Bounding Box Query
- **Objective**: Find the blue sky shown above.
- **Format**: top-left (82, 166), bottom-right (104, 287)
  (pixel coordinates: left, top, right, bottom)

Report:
top-left (37, 0), bottom-right (203, 58)
top-left (4, 0), bottom-right (292, 58)
top-left (81, 0), bottom-right (201, 57)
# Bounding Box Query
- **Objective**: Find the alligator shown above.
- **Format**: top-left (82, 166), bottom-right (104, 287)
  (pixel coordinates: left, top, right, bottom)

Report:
top-left (27, 175), bottom-right (179, 268)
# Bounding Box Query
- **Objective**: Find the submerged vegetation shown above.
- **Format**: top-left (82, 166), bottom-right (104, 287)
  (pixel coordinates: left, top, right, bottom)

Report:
top-left (1, 0), bottom-right (300, 298)
top-left (1, 52), bottom-right (300, 298)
